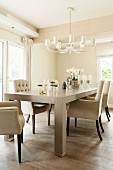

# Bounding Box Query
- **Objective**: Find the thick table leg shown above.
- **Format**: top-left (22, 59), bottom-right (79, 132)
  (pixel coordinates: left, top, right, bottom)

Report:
top-left (54, 98), bottom-right (66, 157)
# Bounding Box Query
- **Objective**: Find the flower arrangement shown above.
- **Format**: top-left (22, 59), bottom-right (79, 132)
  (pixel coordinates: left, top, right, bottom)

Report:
top-left (66, 67), bottom-right (84, 80)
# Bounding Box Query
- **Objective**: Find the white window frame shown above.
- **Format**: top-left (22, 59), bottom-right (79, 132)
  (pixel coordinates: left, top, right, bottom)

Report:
top-left (7, 41), bottom-right (24, 92)
top-left (97, 56), bottom-right (113, 82)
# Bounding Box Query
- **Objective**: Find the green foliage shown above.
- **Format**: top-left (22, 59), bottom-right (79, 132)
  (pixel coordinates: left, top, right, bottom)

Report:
top-left (102, 69), bottom-right (112, 79)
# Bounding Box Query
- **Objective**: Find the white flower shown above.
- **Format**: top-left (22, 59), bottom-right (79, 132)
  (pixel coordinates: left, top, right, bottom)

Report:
top-left (66, 67), bottom-right (84, 79)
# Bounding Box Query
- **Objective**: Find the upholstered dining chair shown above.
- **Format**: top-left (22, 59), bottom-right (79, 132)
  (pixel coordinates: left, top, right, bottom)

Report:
top-left (67, 80), bottom-right (104, 141)
top-left (102, 81), bottom-right (111, 121)
top-left (107, 82), bottom-right (113, 109)
top-left (86, 81), bottom-right (111, 121)
top-left (13, 79), bottom-right (50, 134)
top-left (0, 101), bottom-right (25, 163)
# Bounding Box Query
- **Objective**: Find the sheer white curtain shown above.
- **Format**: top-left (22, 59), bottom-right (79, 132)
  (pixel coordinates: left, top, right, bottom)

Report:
top-left (22, 37), bottom-right (33, 113)
top-left (23, 37), bottom-right (33, 83)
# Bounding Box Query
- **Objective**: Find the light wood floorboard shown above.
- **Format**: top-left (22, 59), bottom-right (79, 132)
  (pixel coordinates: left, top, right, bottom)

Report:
top-left (0, 110), bottom-right (113, 170)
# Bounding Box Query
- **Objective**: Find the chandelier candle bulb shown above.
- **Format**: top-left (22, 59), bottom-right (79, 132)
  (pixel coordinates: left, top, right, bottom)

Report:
top-left (91, 38), bottom-right (96, 47)
top-left (81, 36), bottom-right (85, 44)
top-left (69, 34), bottom-right (72, 43)
top-left (45, 39), bottom-right (48, 47)
top-left (57, 42), bottom-right (61, 49)
top-left (53, 36), bottom-right (57, 44)
top-left (80, 42), bottom-right (85, 49)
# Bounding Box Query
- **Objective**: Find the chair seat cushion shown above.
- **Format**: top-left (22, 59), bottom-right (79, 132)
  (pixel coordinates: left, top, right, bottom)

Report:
top-left (34, 103), bottom-right (49, 107)
top-left (33, 103), bottom-right (50, 114)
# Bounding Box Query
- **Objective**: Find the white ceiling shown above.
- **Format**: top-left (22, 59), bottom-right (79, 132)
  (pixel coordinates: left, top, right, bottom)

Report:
top-left (0, 0), bottom-right (113, 29)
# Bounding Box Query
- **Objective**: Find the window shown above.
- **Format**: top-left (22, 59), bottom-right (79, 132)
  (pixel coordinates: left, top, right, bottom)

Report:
top-left (97, 57), bottom-right (113, 81)
top-left (8, 44), bottom-right (24, 92)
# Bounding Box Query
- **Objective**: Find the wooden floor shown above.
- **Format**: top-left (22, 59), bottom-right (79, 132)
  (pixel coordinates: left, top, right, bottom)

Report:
top-left (0, 110), bottom-right (113, 170)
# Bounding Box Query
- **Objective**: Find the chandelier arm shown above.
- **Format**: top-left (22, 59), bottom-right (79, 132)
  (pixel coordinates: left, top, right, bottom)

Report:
top-left (47, 47), bottom-right (58, 53)
top-left (45, 6), bottom-right (96, 54)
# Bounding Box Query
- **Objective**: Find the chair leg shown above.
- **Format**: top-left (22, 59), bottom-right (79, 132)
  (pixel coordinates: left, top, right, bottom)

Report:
top-left (67, 117), bottom-right (70, 136)
top-left (105, 107), bottom-right (110, 121)
top-left (17, 134), bottom-right (21, 163)
top-left (75, 118), bottom-right (77, 127)
top-left (21, 129), bottom-right (23, 143)
top-left (96, 120), bottom-right (103, 141)
top-left (26, 114), bottom-right (30, 123)
top-left (48, 111), bottom-right (51, 126)
top-left (99, 116), bottom-right (104, 132)
top-left (48, 104), bottom-right (52, 126)
top-left (106, 106), bottom-right (111, 117)
top-left (32, 115), bottom-right (35, 134)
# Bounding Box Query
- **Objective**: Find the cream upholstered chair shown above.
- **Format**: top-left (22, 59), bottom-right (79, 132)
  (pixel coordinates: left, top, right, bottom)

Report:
top-left (102, 81), bottom-right (111, 121)
top-left (107, 83), bottom-right (113, 111)
top-left (0, 101), bottom-right (25, 163)
top-left (86, 81), bottom-right (111, 121)
top-left (67, 80), bottom-right (104, 141)
top-left (13, 79), bottom-right (50, 134)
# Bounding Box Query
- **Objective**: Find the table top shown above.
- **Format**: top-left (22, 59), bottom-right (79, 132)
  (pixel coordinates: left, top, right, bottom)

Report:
top-left (4, 87), bottom-right (97, 104)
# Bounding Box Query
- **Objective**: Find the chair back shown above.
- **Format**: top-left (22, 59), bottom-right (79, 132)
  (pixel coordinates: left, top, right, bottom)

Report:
top-left (107, 82), bottom-right (113, 108)
top-left (94, 80), bottom-right (104, 118)
top-left (102, 81), bottom-right (111, 107)
top-left (13, 79), bottom-right (33, 114)
top-left (95, 80), bottom-right (104, 102)
top-left (103, 81), bottom-right (111, 94)
top-left (13, 79), bottom-right (30, 92)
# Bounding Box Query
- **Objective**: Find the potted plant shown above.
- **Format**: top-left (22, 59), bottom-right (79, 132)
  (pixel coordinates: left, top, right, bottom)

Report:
top-left (66, 67), bottom-right (84, 89)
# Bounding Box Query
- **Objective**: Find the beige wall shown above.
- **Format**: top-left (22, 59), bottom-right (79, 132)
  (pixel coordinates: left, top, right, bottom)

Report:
top-left (31, 43), bottom-right (57, 90)
top-left (33, 14), bottom-right (113, 89)
top-left (56, 46), bottom-right (97, 86)
top-left (96, 42), bottom-right (113, 56)
top-left (56, 42), bottom-right (113, 79)
top-left (33, 14), bottom-right (113, 90)
top-left (31, 43), bottom-right (97, 88)
top-left (31, 42), bottom-right (113, 87)
top-left (34, 15), bottom-right (113, 43)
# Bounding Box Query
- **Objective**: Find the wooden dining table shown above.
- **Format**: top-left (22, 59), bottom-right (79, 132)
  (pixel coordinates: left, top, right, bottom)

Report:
top-left (4, 87), bottom-right (97, 157)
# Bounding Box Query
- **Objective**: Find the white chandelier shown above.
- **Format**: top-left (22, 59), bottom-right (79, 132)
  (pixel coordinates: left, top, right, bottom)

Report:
top-left (45, 7), bottom-right (96, 54)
